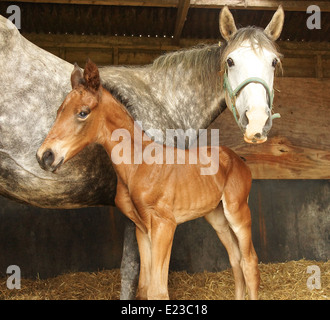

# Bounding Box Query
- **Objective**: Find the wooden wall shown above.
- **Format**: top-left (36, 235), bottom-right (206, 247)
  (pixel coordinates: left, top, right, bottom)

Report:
top-left (24, 33), bottom-right (330, 83)
top-left (24, 33), bottom-right (330, 76)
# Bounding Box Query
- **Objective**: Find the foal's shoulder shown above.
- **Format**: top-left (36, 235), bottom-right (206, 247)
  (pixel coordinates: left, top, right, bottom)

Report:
top-left (218, 146), bottom-right (250, 171)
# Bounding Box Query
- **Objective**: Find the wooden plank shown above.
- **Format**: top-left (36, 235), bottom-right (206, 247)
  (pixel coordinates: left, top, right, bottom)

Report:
top-left (323, 56), bottom-right (330, 78)
top-left (3, 0), bottom-right (330, 11)
top-left (64, 48), bottom-right (113, 65)
top-left (23, 33), bottom-right (330, 54)
top-left (118, 49), bottom-right (163, 65)
top-left (113, 47), bottom-right (119, 65)
top-left (316, 55), bottom-right (323, 78)
top-left (23, 33), bottom-right (183, 51)
top-left (173, 0), bottom-right (190, 44)
top-left (1, 0), bottom-right (179, 8)
top-left (190, 0), bottom-right (330, 12)
top-left (281, 56), bottom-right (316, 78)
top-left (209, 77), bottom-right (330, 179)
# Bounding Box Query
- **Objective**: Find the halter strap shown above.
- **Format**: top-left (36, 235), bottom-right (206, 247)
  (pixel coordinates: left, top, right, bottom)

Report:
top-left (223, 71), bottom-right (280, 129)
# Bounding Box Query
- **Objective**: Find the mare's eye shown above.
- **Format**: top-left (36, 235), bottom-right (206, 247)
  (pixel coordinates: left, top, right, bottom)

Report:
top-left (227, 58), bottom-right (235, 67)
top-left (78, 107), bottom-right (90, 119)
top-left (272, 58), bottom-right (278, 68)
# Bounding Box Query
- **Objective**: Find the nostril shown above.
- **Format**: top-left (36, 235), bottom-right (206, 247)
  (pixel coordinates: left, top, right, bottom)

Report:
top-left (42, 149), bottom-right (55, 167)
top-left (254, 133), bottom-right (262, 139)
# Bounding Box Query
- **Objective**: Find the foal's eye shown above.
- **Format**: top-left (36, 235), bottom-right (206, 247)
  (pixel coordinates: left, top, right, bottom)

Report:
top-left (272, 58), bottom-right (278, 68)
top-left (77, 107), bottom-right (90, 119)
top-left (227, 58), bottom-right (235, 67)
top-left (78, 111), bottom-right (88, 118)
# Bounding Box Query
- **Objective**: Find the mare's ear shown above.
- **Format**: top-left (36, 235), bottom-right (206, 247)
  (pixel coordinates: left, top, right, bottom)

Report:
top-left (264, 5), bottom-right (285, 41)
top-left (219, 6), bottom-right (237, 41)
top-left (83, 58), bottom-right (101, 93)
top-left (71, 63), bottom-right (84, 89)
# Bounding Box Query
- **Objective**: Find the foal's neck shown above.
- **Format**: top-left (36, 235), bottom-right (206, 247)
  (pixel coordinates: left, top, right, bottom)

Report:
top-left (101, 87), bottom-right (136, 136)
top-left (100, 87), bottom-right (151, 183)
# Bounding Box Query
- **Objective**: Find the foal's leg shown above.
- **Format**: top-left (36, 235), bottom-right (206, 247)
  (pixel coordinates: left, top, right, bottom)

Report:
top-left (222, 196), bottom-right (259, 300)
top-left (115, 180), bottom-right (146, 299)
top-left (148, 214), bottom-right (176, 300)
top-left (136, 227), bottom-right (151, 300)
top-left (204, 204), bottom-right (246, 299)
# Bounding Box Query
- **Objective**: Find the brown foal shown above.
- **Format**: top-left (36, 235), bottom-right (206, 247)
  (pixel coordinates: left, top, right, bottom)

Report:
top-left (37, 60), bottom-right (259, 300)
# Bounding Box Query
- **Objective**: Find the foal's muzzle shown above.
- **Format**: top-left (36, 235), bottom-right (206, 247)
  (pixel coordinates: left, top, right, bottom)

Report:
top-left (36, 149), bottom-right (64, 173)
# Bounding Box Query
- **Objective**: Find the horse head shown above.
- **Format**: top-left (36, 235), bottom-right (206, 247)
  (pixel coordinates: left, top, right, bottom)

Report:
top-left (36, 60), bottom-right (103, 172)
top-left (219, 6), bottom-right (284, 144)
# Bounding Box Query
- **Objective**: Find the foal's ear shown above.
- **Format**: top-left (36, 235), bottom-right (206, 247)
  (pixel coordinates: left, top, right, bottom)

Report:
top-left (264, 5), bottom-right (285, 41)
top-left (71, 63), bottom-right (84, 89)
top-left (219, 6), bottom-right (237, 41)
top-left (83, 59), bottom-right (101, 93)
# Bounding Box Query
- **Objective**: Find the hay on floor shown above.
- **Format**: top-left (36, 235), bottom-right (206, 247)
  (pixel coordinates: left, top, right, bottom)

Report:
top-left (0, 260), bottom-right (328, 300)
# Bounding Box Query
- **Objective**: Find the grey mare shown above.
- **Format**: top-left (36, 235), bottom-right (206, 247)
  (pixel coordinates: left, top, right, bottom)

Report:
top-left (0, 6), bottom-right (283, 299)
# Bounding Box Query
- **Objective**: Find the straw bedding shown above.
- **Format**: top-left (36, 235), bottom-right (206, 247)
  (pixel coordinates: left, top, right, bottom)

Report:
top-left (0, 260), bottom-right (328, 300)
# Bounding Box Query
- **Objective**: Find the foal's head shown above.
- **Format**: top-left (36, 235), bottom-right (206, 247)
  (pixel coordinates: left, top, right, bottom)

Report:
top-left (219, 6), bottom-right (284, 143)
top-left (37, 60), bottom-right (103, 172)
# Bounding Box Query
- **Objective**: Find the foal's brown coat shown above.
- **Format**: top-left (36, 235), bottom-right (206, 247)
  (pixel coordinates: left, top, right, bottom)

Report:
top-left (37, 61), bottom-right (259, 300)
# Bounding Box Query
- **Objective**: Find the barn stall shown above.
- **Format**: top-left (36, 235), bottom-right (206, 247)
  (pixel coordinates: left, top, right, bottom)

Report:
top-left (0, 0), bottom-right (329, 299)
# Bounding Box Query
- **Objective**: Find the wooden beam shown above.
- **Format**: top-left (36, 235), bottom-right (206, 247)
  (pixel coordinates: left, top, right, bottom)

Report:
top-left (190, 0), bottom-right (330, 12)
top-left (22, 32), bottom-right (185, 51)
top-left (3, 0), bottom-right (330, 11)
top-left (23, 32), bottom-right (330, 53)
top-left (173, 0), bottom-right (190, 44)
top-left (0, 0), bottom-right (180, 8)
top-left (278, 40), bottom-right (330, 55)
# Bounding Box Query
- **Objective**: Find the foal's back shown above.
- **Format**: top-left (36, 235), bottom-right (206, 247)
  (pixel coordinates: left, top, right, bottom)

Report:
top-left (128, 145), bottom-right (251, 225)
